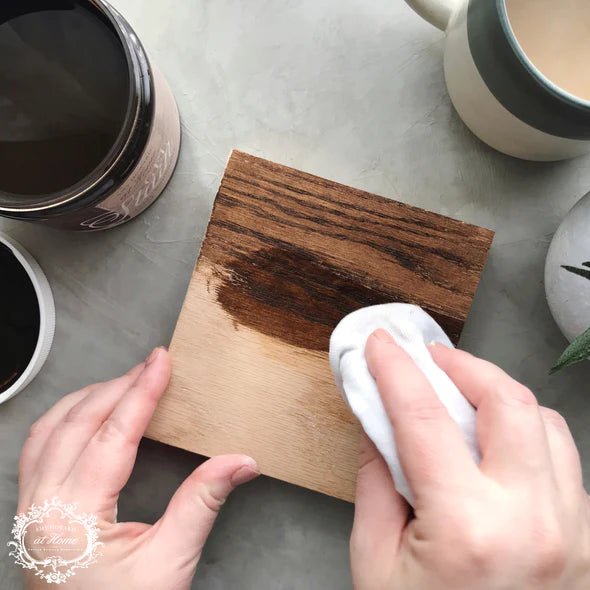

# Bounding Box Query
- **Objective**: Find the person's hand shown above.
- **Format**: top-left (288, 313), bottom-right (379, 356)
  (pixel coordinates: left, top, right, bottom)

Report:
top-left (351, 329), bottom-right (590, 590)
top-left (18, 348), bottom-right (259, 590)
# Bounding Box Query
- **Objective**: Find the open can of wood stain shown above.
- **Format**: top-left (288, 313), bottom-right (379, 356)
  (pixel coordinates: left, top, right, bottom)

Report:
top-left (0, 233), bottom-right (55, 404)
top-left (0, 1), bottom-right (181, 231)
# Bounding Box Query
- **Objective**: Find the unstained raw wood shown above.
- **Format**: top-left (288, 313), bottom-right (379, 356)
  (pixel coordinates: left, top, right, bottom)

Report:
top-left (146, 151), bottom-right (494, 502)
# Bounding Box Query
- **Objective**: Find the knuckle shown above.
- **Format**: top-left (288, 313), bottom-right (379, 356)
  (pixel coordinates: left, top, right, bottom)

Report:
top-left (511, 384), bottom-right (538, 406)
top-left (77, 384), bottom-right (96, 397)
top-left (371, 364), bottom-right (393, 391)
top-left (28, 417), bottom-right (48, 439)
top-left (370, 348), bottom-right (404, 381)
top-left (356, 454), bottom-right (385, 494)
top-left (194, 482), bottom-right (226, 513)
top-left (95, 417), bottom-right (131, 446)
top-left (457, 526), bottom-right (501, 572)
top-left (491, 380), bottom-right (537, 408)
top-left (63, 405), bottom-right (103, 431)
top-left (358, 453), bottom-right (380, 475)
top-left (65, 386), bottom-right (94, 407)
top-left (63, 402), bottom-right (87, 424)
top-left (26, 386), bottom-right (98, 439)
top-left (441, 512), bottom-right (508, 575)
top-left (441, 513), bottom-right (567, 583)
top-left (61, 388), bottom-right (96, 423)
top-left (540, 407), bottom-right (569, 431)
top-left (404, 401), bottom-right (448, 425)
top-left (357, 440), bottom-right (380, 472)
top-left (533, 533), bottom-right (567, 580)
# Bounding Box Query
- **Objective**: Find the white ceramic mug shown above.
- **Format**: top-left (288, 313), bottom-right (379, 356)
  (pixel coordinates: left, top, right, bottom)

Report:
top-left (405, 0), bottom-right (590, 161)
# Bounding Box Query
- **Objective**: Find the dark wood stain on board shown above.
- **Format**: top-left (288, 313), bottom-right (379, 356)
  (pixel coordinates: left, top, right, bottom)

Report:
top-left (213, 246), bottom-right (464, 351)
top-left (200, 151), bottom-right (494, 349)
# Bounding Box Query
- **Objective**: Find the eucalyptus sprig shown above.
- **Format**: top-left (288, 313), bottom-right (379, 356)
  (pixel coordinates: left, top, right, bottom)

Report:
top-left (551, 261), bottom-right (590, 373)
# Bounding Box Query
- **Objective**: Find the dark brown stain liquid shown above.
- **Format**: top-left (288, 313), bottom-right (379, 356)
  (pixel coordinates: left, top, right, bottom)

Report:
top-left (0, 243), bottom-right (40, 392)
top-left (213, 247), bottom-right (460, 352)
top-left (0, 0), bottom-right (130, 198)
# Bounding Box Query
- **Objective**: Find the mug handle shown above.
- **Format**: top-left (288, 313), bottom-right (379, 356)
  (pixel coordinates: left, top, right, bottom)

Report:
top-left (404, 0), bottom-right (460, 30)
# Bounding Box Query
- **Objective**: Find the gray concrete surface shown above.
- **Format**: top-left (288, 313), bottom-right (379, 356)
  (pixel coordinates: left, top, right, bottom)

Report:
top-left (2, 1), bottom-right (590, 588)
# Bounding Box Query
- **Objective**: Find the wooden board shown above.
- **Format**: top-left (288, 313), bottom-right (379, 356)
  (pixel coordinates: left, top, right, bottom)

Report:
top-left (146, 151), bottom-right (494, 502)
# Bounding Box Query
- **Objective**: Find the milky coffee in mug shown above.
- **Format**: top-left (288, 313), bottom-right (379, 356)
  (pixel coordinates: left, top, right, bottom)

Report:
top-left (404, 0), bottom-right (590, 161)
top-left (0, 1), bottom-right (180, 230)
top-left (506, 0), bottom-right (590, 102)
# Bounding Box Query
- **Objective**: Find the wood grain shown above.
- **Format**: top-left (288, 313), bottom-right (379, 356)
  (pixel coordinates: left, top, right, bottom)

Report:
top-left (146, 150), bottom-right (494, 502)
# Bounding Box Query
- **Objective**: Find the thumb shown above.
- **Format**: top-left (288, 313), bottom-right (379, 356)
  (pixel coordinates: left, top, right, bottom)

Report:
top-left (154, 455), bottom-right (259, 560)
top-left (351, 434), bottom-right (409, 584)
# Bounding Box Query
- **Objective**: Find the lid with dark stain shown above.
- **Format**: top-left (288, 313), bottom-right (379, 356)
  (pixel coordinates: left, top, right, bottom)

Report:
top-left (0, 243), bottom-right (40, 392)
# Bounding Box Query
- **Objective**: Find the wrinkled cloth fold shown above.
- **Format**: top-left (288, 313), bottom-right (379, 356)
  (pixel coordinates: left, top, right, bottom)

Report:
top-left (329, 303), bottom-right (480, 506)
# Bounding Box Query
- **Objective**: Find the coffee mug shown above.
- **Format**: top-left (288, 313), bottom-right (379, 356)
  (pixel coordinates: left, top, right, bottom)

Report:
top-left (405, 0), bottom-right (590, 161)
top-left (0, 1), bottom-right (181, 230)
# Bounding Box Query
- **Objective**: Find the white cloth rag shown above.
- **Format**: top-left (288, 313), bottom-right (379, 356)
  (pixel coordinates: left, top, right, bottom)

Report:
top-left (329, 303), bottom-right (480, 506)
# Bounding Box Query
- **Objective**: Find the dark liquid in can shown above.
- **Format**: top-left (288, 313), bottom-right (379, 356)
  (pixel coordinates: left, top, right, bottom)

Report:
top-left (0, 1), bottom-right (130, 199)
top-left (0, 243), bottom-right (40, 393)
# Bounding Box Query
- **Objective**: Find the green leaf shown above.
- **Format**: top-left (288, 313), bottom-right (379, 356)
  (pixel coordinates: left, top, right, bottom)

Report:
top-left (551, 327), bottom-right (590, 374)
top-left (562, 265), bottom-right (590, 281)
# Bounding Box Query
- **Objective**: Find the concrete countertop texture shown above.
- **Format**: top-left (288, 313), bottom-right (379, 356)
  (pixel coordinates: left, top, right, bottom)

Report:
top-left (1, 1), bottom-right (590, 588)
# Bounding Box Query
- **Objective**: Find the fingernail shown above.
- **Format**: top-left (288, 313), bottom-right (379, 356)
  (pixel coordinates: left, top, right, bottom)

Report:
top-left (145, 347), bottom-right (161, 366)
top-left (428, 340), bottom-right (450, 349)
top-left (371, 328), bottom-right (394, 343)
top-left (231, 460), bottom-right (259, 486)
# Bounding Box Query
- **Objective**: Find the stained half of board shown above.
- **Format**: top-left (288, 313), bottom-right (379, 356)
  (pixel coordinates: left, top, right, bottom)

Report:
top-left (146, 151), bottom-right (494, 502)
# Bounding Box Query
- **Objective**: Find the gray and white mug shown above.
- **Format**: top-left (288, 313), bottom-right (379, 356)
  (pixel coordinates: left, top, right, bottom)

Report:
top-left (405, 0), bottom-right (590, 161)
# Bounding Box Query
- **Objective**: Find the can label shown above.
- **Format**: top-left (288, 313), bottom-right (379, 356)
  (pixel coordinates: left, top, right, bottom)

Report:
top-left (35, 64), bottom-right (181, 232)
top-left (76, 65), bottom-right (181, 230)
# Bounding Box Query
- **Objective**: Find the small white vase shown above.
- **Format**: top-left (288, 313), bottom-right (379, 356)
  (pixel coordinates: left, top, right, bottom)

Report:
top-left (545, 192), bottom-right (590, 342)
